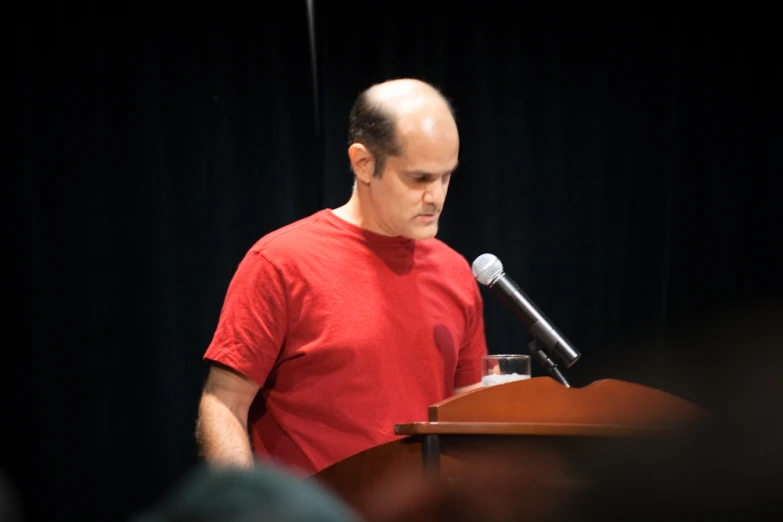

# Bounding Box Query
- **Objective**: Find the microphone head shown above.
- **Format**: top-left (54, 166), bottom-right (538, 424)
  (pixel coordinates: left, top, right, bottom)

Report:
top-left (472, 253), bottom-right (504, 286)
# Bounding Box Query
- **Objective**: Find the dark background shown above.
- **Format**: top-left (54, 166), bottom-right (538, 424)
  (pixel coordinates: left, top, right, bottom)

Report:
top-left (7, 3), bottom-right (781, 521)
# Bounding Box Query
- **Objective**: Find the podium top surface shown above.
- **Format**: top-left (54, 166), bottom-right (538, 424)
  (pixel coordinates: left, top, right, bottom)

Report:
top-left (416, 377), bottom-right (709, 428)
top-left (394, 421), bottom-right (679, 437)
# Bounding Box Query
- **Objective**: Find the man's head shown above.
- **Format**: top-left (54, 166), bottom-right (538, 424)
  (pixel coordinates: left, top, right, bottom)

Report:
top-left (347, 78), bottom-right (459, 240)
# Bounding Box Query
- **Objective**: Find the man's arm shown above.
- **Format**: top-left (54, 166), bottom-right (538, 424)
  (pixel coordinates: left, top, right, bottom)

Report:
top-left (452, 271), bottom-right (489, 396)
top-left (195, 362), bottom-right (261, 468)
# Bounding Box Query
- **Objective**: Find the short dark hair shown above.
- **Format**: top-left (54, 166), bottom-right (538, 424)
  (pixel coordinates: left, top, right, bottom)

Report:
top-left (347, 91), bottom-right (402, 178)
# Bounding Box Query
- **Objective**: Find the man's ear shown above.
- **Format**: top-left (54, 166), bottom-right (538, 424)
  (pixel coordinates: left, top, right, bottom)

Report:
top-left (348, 144), bottom-right (375, 184)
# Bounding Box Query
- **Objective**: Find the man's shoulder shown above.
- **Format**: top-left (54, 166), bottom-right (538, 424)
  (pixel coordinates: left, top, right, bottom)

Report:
top-left (420, 237), bottom-right (475, 275)
top-left (248, 209), bottom-right (332, 259)
top-left (418, 238), bottom-right (483, 304)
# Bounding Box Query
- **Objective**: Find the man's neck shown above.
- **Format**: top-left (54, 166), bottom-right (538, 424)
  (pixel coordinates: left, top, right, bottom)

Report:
top-left (333, 185), bottom-right (394, 235)
top-left (331, 189), bottom-right (364, 228)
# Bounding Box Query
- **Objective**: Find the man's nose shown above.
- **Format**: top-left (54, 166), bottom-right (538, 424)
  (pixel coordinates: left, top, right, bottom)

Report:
top-left (423, 180), bottom-right (447, 207)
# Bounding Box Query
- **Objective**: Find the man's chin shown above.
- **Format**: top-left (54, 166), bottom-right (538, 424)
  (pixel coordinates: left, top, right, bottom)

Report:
top-left (405, 223), bottom-right (439, 240)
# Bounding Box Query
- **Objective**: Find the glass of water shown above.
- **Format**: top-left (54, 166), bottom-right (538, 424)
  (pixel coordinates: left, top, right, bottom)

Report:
top-left (481, 354), bottom-right (531, 386)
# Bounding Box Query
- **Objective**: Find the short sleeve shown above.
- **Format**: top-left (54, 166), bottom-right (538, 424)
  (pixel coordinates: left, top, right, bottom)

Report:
top-left (203, 250), bottom-right (288, 387)
top-left (454, 279), bottom-right (488, 388)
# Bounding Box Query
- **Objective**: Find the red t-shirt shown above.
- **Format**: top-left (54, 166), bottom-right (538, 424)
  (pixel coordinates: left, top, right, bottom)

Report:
top-left (204, 209), bottom-right (487, 475)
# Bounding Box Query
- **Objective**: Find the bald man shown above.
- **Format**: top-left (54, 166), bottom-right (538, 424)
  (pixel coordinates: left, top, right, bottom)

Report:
top-left (196, 79), bottom-right (488, 474)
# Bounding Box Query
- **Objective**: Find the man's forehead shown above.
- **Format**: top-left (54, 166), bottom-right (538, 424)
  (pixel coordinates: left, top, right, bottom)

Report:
top-left (395, 148), bottom-right (459, 173)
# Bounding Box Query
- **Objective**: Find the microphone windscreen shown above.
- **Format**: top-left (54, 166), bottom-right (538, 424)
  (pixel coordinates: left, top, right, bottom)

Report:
top-left (472, 253), bottom-right (504, 286)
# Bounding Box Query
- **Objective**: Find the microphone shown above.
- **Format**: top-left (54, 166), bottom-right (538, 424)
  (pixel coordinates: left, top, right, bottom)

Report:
top-left (472, 253), bottom-right (581, 369)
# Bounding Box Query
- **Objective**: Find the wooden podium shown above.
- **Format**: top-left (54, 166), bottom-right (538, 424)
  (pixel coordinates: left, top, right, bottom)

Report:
top-left (313, 377), bottom-right (709, 516)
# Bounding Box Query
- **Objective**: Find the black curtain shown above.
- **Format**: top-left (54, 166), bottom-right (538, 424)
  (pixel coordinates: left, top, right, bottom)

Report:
top-left (8, 3), bottom-right (781, 521)
top-left (315, 3), bottom-right (781, 387)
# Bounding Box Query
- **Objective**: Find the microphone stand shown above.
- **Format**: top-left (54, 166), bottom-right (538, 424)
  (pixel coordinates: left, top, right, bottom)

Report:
top-left (529, 339), bottom-right (571, 388)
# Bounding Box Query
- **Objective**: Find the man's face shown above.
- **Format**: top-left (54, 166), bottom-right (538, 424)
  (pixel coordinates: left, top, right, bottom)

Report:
top-left (366, 115), bottom-right (460, 240)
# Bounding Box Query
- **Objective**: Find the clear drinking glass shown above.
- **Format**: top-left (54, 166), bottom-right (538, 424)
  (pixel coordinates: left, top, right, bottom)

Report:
top-left (481, 354), bottom-right (531, 386)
